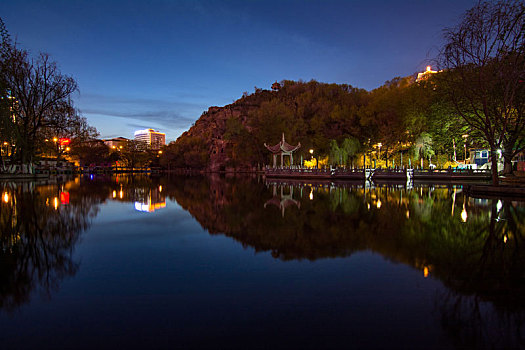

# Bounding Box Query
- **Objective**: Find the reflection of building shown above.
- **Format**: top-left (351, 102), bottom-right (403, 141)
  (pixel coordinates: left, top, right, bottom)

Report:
top-left (134, 129), bottom-right (165, 150)
top-left (134, 186), bottom-right (166, 213)
top-left (104, 137), bottom-right (129, 150)
top-left (264, 184), bottom-right (300, 217)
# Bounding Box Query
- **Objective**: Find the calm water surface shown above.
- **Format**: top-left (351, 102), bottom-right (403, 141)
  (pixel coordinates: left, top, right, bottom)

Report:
top-left (0, 175), bottom-right (524, 349)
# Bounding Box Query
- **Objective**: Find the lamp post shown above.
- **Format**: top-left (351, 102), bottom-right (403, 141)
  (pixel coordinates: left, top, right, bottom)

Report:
top-left (462, 134), bottom-right (468, 165)
top-left (377, 143), bottom-right (382, 167)
top-left (309, 149), bottom-right (315, 168)
top-left (53, 137), bottom-right (59, 159)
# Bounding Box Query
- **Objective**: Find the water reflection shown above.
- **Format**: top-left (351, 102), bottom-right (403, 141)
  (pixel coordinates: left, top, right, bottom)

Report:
top-left (168, 175), bottom-right (525, 348)
top-left (0, 179), bottom-right (106, 312)
top-left (1, 174), bottom-right (524, 348)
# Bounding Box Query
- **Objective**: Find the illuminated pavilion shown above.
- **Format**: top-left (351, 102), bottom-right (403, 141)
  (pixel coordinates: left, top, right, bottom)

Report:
top-left (264, 133), bottom-right (301, 168)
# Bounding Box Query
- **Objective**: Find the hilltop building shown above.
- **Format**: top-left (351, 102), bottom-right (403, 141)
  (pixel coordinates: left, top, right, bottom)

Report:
top-left (134, 129), bottom-right (166, 150)
top-left (416, 66), bottom-right (439, 82)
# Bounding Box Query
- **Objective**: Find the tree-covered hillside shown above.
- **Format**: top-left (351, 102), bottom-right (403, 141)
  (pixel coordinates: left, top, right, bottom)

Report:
top-left (161, 78), bottom-right (466, 171)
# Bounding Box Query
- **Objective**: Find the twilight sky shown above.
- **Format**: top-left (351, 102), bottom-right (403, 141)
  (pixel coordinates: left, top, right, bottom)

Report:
top-left (3, 0), bottom-right (477, 142)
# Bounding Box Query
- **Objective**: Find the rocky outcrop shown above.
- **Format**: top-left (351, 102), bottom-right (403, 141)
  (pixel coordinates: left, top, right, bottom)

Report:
top-left (182, 100), bottom-right (261, 172)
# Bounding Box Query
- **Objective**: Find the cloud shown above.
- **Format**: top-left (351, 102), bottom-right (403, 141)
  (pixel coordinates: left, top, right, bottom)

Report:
top-left (81, 108), bottom-right (196, 129)
top-left (75, 93), bottom-right (208, 130)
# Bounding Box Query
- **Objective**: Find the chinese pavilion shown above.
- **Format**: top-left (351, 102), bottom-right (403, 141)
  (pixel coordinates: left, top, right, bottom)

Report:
top-left (264, 133), bottom-right (301, 168)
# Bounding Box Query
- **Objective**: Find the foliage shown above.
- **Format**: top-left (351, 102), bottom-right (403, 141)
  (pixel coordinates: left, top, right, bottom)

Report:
top-left (436, 0), bottom-right (525, 182)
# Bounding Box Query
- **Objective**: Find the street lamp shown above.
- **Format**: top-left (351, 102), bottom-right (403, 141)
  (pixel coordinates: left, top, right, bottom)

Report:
top-left (309, 149), bottom-right (315, 168)
top-left (462, 134), bottom-right (468, 165)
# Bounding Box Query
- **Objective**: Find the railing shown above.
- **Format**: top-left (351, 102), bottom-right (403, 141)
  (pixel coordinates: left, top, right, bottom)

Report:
top-left (265, 166), bottom-right (492, 181)
top-left (413, 168), bottom-right (491, 176)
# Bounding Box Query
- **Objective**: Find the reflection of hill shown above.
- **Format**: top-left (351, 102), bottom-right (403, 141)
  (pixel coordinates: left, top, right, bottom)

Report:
top-left (170, 175), bottom-right (525, 347)
top-left (170, 176), bottom-right (525, 302)
top-left (0, 179), bottom-right (108, 312)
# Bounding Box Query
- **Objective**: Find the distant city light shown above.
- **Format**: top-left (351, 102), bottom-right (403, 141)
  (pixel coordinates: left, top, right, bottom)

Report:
top-left (59, 138), bottom-right (71, 146)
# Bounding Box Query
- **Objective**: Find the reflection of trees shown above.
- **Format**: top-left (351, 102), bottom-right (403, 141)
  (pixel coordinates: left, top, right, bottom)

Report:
top-left (169, 177), bottom-right (525, 306)
top-left (438, 290), bottom-right (525, 349)
top-left (434, 201), bottom-right (525, 349)
top-left (168, 175), bottom-right (525, 348)
top-left (0, 179), bottom-right (106, 312)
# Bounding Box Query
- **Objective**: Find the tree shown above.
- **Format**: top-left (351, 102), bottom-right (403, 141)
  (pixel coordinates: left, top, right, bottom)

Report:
top-left (412, 132), bottom-right (435, 168)
top-left (0, 18), bottom-right (13, 166)
top-left (341, 137), bottom-right (360, 167)
top-left (70, 140), bottom-right (109, 167)
top-left (0, 19), bottom-right (84, 171)
top-left (119, 140), bottom-right (149, 169)
top-left (436, 0), bottom-right (525, 183)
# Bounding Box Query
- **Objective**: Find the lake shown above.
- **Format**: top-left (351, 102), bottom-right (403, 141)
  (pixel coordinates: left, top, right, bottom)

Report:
top-left (0, 174), bottom-right (524, 349)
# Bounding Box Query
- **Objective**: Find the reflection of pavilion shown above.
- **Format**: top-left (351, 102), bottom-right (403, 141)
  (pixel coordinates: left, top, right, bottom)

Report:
top-left (134, 187), bottom-right (166, 213)
top-left (264, 184), bottom-right (301, 217)
top-left (264, 133), bottom-right (301, 168)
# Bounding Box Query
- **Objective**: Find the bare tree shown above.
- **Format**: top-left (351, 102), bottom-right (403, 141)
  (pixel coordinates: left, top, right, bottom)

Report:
top-left (1, 46), bottom-right (78, 169)
top-left (436, 0), bottom-right (525, 184)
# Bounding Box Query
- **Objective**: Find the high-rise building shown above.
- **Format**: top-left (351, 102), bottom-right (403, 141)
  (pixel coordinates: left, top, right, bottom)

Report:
top-left (134, 129), bottom-right (166, 150)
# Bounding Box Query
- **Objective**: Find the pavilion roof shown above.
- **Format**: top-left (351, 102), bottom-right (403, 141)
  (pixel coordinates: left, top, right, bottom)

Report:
top-left (264, 133), bottom-right (301, 154)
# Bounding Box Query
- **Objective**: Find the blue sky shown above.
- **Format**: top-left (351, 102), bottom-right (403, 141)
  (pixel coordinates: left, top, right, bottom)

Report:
top-left (3, 0), bottom-right (477, 142)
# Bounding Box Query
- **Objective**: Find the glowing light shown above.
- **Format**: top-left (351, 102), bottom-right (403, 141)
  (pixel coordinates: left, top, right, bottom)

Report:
top-left (59, 138), bottom-right (71, 146)
top-left (309, 188), bottom-right (313, 200)
top-left (53, 137), bottom-right (58, 142)
top-left (426, 65), bottom-right (432, 71)
top-left (503, 236), bottom-right (508, 243)
top-left (497, 200), bottom-right (502, 212)
top-left (367, 203), bottom-right (370, 210)
top-left (309, 149), bottom-right (314, 154)
top-left (461, 204), bottom-right (467, 222)
top-left (112, 146), bottom-right (116, 149)
top-left (159, 185), bottom-right (162, 193)
top-left (65, 147), bottom-right (70, 151)
top-left (54, 197), bottom-right (58, 210)
top-left (119, 190), bottom-right (123, 199)
top-left (60, 192), bottom-right (69, 205)
top-left (406, 210), bottom-right (410, 219)
top-left (3, 192), bottom-right (8, 203)
top-left (112, 190), bottom-right (117, 198)
top-left (423, 266), bottom-right (429, 278)
top-left (158, 150), bottom-right (163, 154)
top-left (376, 198), bottom-right (382, 209)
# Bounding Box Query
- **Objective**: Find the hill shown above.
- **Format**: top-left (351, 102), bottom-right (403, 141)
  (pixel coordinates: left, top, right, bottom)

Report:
top-left (161, 78), bottom-right (425, 171)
